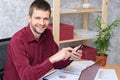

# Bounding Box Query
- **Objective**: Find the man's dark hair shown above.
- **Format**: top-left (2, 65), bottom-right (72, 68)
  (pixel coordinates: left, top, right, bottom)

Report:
top-left (29, 0), bottom-right (51, 17)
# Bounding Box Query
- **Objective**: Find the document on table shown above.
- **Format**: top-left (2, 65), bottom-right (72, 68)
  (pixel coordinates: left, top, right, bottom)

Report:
top-left (94, 69), bottom-right (118, 80)
top-left (63, 60), bottom-right (95, 75)
top-left (40, 60), bottom-right (95, 80)
top-left (42, 69), bottom-right (79, 80)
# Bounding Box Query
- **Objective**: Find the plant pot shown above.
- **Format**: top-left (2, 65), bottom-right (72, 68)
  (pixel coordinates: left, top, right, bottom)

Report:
top-left (96, 54), bottom-right (108, 66)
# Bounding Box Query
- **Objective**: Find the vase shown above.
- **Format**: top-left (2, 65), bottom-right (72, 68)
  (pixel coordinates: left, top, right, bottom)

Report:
top-left (96, 54), bottom-right (108, 66)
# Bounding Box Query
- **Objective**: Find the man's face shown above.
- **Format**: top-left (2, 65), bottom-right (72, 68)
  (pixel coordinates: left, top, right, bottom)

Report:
top-left (28, 8), bottom-right (50, 35)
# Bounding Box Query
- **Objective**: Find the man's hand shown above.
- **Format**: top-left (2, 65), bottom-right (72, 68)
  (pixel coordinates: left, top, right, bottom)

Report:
top-left (49, 47), bottom-right (73, 63)
top-left (49, 45), bottom-right (83, 63)
top-left (69, 45), bottom-right (82, 61)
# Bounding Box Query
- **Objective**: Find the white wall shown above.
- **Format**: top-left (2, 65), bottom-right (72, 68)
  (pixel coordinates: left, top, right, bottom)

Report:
top-left (0, 0), bottom-right (33, 39)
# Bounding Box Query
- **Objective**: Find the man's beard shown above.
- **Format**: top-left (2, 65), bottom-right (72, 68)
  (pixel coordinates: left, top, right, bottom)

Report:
top-left (34, 28), bottom-right (42, 34)
top-left (32, 24), bottom-right (47, 35)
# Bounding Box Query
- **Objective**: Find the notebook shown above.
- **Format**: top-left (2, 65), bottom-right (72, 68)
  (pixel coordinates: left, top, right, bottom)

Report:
top-left (42, 60), bottom-right (101, 80)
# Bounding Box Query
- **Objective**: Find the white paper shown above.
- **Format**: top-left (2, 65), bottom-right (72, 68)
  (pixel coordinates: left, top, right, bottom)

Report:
top-left (63, 60), bottom-right (95, 75)
top-left (42, 69), bottom-right (79, 80)
top-left (94, 69), bottom-right (118, 80)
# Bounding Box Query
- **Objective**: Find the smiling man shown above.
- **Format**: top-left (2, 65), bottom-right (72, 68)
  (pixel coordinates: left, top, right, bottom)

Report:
top-left (4, 0), bottom-right (82, 80)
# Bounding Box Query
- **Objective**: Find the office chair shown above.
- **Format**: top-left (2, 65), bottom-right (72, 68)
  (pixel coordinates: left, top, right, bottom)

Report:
top-left (0, 69), bottom-right (4, 80)
top-left (0, 39), bottom-right (10, 80)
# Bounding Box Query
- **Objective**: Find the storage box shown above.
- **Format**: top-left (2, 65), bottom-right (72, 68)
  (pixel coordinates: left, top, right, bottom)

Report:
top-left (81, 45), bottom-right (97, 61)
top-left (48, 23), bottom-right (74, 41)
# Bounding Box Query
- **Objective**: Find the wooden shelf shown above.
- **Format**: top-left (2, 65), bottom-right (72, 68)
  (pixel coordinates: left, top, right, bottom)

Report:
top-left (51, 8), bottom-right (102, 16)
top-left (60, 8), bottom-right (102, 14)
top-left (52, 0), bottom-right (108, 46)
top-left (60, 35), bottom-right (97, 44)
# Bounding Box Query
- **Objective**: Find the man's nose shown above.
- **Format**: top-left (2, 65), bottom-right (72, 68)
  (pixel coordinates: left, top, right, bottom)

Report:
top-left (39, 19), bottom-right (44, 25)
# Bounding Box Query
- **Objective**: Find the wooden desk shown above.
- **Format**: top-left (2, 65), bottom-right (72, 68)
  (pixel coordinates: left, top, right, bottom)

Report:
top-left (101, 64), bottom-right (120, 80)
top-left (40, 64), bottom-right (120, 80)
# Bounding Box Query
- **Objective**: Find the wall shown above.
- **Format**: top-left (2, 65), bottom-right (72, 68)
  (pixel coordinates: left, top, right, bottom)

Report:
top-left (0, 0), bottom-right (32, 39)
top-left (0, 0), bottom-right (120, 65)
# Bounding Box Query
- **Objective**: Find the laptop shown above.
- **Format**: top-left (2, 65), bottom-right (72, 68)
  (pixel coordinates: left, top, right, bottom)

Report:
top-left (42, 60), bottom-right (101, 80)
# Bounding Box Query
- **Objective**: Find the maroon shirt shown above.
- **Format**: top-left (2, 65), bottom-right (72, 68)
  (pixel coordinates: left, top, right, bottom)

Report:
top-left (4, 25), bottom-right (72, 80)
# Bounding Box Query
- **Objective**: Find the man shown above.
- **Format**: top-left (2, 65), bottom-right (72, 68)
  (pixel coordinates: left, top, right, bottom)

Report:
top-left (4, 0), bottom-right (82, 80)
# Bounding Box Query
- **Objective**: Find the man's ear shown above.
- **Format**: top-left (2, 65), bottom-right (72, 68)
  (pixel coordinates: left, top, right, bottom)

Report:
top-left (27, 15), bottom-right (31, 23)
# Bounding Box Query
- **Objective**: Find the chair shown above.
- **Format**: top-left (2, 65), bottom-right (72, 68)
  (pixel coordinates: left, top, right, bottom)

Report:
top-left (0, 39), bottom-right (10, 80)
top-left (0, 69), bottom-right (4, 80)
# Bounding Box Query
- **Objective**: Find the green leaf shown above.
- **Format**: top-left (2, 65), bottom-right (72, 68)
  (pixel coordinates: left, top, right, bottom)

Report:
top-left (94, 17), bottom-right (101, 29)
top-left (94, 17), bottom-right (120, 56)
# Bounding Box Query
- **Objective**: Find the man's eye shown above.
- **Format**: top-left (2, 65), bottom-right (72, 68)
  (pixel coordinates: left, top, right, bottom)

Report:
top-left (35, 17), bottom-right (40, 19)
top-left (44, 18), bottom-right (49, 21)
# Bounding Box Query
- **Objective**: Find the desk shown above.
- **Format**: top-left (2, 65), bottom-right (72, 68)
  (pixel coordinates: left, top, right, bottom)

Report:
top-left (40, 64), bottom-right (120, 80)
top-left (101, 64), bottom-right (120, 80)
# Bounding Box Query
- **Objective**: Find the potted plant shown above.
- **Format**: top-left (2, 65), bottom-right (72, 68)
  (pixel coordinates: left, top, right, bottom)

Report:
top-left (94, 17), bottom-right (120, 66)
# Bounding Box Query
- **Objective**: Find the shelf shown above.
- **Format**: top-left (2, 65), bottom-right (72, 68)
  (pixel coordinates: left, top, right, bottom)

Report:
top-left (60, 35), bottom-right (97, 44)
top-left (51, 8), bottom-right (102, 16)
top-left (52, 0), bottom-right (108, 46)
top-left (60, 8), bottom-right (102, 14)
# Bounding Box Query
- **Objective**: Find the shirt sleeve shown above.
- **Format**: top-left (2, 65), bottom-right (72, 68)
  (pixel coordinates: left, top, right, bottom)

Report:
top-left (53, 59), bottom-right (73, 69)
top-left (8, 38), bottom-right (54, 80)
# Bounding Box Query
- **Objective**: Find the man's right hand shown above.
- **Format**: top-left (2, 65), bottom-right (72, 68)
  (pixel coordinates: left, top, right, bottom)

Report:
top-left (49, 47), bottom-right (73, 63)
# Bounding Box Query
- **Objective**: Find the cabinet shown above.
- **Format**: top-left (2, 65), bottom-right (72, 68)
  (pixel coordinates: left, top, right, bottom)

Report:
top-left (52, 0), bottom-right (108, 46)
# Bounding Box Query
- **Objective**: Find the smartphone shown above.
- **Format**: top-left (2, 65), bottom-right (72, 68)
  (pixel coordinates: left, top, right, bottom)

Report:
top-left (68, 44), bottom-right (83, 52)
top-left (68, 44), bottom-right (83, 60)
top-left (76, 44), bottom-right (83, 52)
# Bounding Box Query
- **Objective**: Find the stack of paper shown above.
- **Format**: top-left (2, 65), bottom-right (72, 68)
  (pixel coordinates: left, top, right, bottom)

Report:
top-left (63, 60), bottom-right (95, 75)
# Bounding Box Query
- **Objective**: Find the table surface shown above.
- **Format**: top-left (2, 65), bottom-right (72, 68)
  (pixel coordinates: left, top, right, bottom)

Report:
top-left (101, 64), bottom-right (120, 80)
top-left (40, 64), bottom-right (120, 80)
